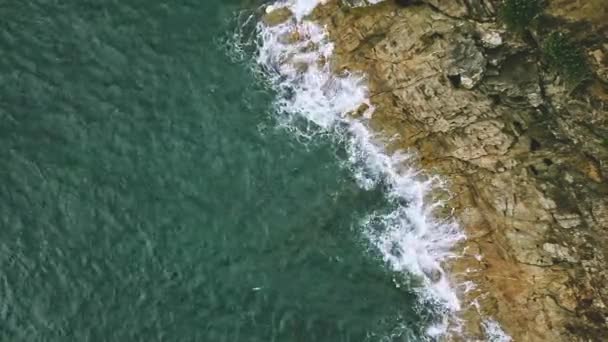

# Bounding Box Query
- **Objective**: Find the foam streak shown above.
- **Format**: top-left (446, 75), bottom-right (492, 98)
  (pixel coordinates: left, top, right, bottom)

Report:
top-left (255, 0), bottom-right (466, 337)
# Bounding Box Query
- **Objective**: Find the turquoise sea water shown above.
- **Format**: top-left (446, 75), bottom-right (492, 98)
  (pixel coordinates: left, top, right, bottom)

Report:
top-left (0, 1), bottom-right (438, 340)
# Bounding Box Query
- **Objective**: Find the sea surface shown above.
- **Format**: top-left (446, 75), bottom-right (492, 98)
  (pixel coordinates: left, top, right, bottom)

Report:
top-left (0, 0), bottom-right (459, 341)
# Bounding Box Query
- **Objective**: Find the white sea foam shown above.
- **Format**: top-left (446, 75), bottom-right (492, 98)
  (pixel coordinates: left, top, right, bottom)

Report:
top-left (483, 319), bottom-right (512, 342)
top-left (252, 0), bottom-right (467, 338)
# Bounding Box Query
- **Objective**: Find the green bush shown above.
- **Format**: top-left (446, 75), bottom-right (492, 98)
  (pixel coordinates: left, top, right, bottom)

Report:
top-left (542, 32), bottom-right (590, 87)
top-left (499, 0), bottom-right (544, 32)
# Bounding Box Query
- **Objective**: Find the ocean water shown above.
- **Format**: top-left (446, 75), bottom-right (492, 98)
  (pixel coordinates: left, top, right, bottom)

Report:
top-left (0, 0), bottom-right (464, 341)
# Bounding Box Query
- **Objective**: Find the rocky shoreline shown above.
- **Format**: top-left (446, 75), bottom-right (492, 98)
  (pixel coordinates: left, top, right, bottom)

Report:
top-left (310, 0), bottom-right (607, 340)
top-left (265, 0), bottom-right (607, 340)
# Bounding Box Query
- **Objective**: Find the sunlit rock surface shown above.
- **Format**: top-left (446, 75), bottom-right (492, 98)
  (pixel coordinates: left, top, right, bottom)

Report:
top-left (311, 0), bottom-right (608, 340)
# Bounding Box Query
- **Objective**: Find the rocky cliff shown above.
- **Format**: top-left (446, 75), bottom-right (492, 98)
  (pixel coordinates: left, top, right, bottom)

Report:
top-left (306, 0), bottom-right (608, 340)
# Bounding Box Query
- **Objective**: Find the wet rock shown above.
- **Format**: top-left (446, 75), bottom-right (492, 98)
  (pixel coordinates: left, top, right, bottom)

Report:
top-left (423, 266), bottom-right (443, 283)
top-left (349, 102), bottom-right (370, 118)
top-left (262, 7), bottom-right (293, 26)
top-left (338, 27), bottom-right (362, 52)
top-left (278, 29), bottom-right (301, 44)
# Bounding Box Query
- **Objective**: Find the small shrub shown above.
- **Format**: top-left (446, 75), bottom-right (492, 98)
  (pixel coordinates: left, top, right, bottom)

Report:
top-left (499, 0), bottom-right (544, 32)
top-left (542, 32), bottom-right (590, 87)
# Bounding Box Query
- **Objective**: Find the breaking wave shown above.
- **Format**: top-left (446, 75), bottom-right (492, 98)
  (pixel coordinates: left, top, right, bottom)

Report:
top-left (227, 0), bottom-right (477, 339)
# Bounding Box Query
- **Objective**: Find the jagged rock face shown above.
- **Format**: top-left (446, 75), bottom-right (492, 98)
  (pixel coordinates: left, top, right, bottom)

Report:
top-left (443, 37), bottom-right (487, 89)
top-left (313, 0), bottom-right (608, 340)
top-left (423, 0), bottom-right (498, 20)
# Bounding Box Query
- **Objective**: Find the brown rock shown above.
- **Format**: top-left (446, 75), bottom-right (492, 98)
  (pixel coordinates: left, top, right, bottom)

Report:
top-left (262, 7), bottom-right (293, 27)
top-left (313, 0), bottom-right (608, 340)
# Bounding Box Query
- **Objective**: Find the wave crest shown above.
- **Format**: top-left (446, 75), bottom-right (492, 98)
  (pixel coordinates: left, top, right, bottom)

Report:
top-left (239, 0), bottom-right (468, 338)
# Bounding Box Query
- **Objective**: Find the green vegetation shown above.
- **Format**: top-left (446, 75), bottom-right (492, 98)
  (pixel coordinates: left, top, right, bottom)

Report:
top-left (542, 32), bottom-right (590, 87)
top-left (499, 0), bottom-right (544, 32)
top-left (498, 1), bottom-right (592, 90)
